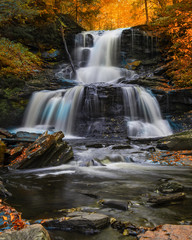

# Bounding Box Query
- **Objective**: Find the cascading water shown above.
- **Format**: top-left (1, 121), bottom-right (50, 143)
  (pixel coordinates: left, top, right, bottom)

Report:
top-left (22, 28), bottom-right (172, 138)
top-left (122, 86), bottom-right (172, 137)
top-left (75, 29), bottom-right (138, 84)
top-left (23, 86), bottom-right (84, 136)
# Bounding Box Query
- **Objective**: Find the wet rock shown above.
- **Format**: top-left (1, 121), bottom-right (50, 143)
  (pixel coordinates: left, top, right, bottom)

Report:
top-left (141, 146), bottom-right (156, 152)
top-left (0, 141), bottom-right (6, 165)
top-left (148, 192), bottom-right (185, 206)
top-left (16, 131), bottom-right (41, 141)
top-left (154, 64), bottom-right (168, 75)
top-left (8, 131), bottom-right (73, 169)
top-left (157, 130), bottom-right (192, 150)
top-left (112, 144), bottom-right (132, 150)
top-left (125, 60), bottom-right (141, 70)
top-left (0, 224), bottom-right (51, 240)
top-left (110, 218), bottom-right (144, 236)
top-left (42, 212), bottom-right (109, 234)
top-left (158, 181), bottom-right (184, 194)
top-left (0, 128), bottom-right (13, 139)
top-left (141, 59), bottom-right (158, 66)
top-left (3, 132), bottom-right (41, 146)
top-left (99, 199), bottom-right (129, 211)
top-left (5, 146), bottom-right (24, 164)
top-left (79, 159), bottom-right (104, 167)
top-left (138, 224), bottom-right (192, 240)
top-left (0, 181), bottom-right (12, 198)
top-left (86, 143), bottom-right (103, 148)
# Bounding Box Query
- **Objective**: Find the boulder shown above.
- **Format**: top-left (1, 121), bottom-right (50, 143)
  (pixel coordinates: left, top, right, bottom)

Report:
top-left (8, 131), bottom-right (73, 169)
top-left (42, 212), bottom-right (109, 234)
top-left (99, 199), bottom-right (129, 211)
top-left (157, 130), bottom-right (192, 150)
top-left (138, 224), bottom-right (192, 240)
top-left (0, 224), bottom-right (51, 240)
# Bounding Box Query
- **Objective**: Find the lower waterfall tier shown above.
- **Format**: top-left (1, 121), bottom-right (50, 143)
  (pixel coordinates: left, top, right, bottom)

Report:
top-left (22, 84), bottom-right (172, 138)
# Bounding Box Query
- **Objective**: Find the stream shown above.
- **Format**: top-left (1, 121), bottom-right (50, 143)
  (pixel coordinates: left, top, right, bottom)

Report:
top-left (3, 138), bottom-right (192, 239)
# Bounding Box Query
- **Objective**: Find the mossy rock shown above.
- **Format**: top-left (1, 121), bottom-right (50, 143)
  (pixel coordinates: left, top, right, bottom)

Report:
top-left (157, 130), bottom-right (192, 150)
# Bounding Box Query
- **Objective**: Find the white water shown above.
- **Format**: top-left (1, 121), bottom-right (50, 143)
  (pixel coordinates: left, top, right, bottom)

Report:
top-left (122, 86), bottom-right (172, 137)
top-left (23, 86), bottom-right (84, 136)
top-left (22, 29), bottom-right (172, 138)
top-left (76, 29), bottom-right (135, 84)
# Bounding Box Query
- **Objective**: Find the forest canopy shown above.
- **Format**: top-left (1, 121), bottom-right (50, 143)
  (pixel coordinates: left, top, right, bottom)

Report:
top-left (0, 0), bottom-right (191, 87)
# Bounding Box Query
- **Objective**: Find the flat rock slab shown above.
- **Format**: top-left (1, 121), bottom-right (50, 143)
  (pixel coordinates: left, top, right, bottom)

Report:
top-left (157, 130), bottom-right (192, 151)
top-left (0, 224), bottom-right (51, 240)
top-left (42, 212), bottom-right (109, 234)
top-left (138, 224), bottom-right (192, 240)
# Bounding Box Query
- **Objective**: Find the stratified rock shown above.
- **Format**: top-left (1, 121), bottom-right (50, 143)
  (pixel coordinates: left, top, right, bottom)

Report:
top-left (138, 224), bottom-right (192, 240)
top-left (0, 128), bottom-right (13, 139)
top-left (148, 192), bottom-right (185, 206)
top-left (8, 131), bottom-right (73, 169)
top-left (42, 212), bottom-right (109, 234)
top-left (6, 146), bottom-right (24, 164)
top-left (157, 130), bottom-right (192, 150)
top-left (0, 224), bottom-right (51, 240)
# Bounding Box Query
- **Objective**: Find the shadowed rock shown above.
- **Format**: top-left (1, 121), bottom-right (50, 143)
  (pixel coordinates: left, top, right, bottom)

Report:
top-left (157, 130), bottom-right (192, 150)
top-left (8, 131), bottom-right (73, 169)
top-left (42, 212), bottom-right (109, 234)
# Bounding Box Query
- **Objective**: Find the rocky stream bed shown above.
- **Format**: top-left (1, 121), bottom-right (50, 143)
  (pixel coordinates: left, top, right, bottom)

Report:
top-left (0, 128), bottom-right (192, 239)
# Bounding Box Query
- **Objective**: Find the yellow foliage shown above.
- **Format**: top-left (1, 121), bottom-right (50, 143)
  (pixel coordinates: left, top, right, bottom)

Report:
top-left (0, 38), bottom-right (42, 78)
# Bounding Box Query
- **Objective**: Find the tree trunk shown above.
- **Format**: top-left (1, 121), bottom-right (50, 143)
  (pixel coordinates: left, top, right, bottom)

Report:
top-left (144, 0), bottom-right (149, 25)
top-left (60, 27), bottom-right (76, 78)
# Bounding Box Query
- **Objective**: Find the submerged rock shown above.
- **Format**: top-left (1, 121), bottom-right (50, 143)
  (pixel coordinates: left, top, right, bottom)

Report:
top-left (138, 224), bottom-right (192, 240)
top-left (158, 181), bottom-right (184, 194)
top-left (42, 212), bottom-right (109, 234)
top-left (148, 192), bottom-right (185, 206)
top-left (157, 130), bottom-right (192, 150)
top-left (99, 199), bottom-right (129, 211)
top-left (0, 224), bottom-right (51, 240)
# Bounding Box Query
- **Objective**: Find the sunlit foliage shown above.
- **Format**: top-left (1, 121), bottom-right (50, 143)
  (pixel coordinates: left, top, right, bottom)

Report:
top-left (153, 0), bottom-right (192, 87)
top-left (0, 38), bottom-right (41, 78)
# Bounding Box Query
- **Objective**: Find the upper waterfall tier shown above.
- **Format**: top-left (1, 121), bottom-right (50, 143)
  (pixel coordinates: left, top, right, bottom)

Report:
top-left (75, 29), bottom-right (137, 84)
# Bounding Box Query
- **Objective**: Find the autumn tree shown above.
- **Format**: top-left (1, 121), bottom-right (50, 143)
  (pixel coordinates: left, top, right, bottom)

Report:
top-left (153, 0), bottom-right (192, 87)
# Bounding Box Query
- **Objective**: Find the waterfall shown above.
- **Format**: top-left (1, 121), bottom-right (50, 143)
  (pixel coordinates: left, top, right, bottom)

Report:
top-left (22, 28), bottom-right (172, 138)
top-left (122, 86), bottom-right (172, 137)
top-left (23, 86), bottom-right (84, 136)
top-left (75, 29), bottom-right (137, 84)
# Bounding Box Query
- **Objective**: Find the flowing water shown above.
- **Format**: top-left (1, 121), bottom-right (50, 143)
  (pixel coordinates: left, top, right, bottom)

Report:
top-left (22, 29), bottom-right (172, 138)
top-left (5, 29), bottom-right (190, 240)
